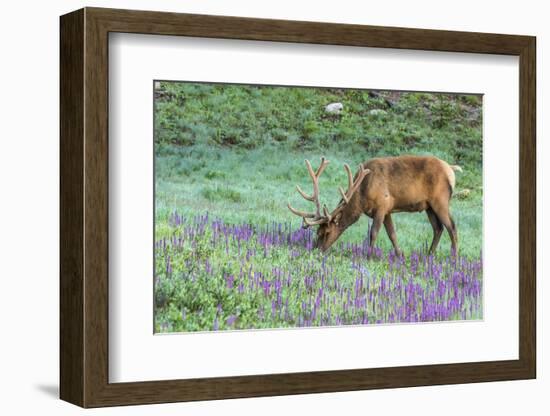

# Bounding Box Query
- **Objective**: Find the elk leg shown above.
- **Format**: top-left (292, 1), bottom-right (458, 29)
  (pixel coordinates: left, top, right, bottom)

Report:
top-left (446, 214), bottom-right (459, 257)
top-left (383, 214), bottom-right (402, 256)
top-left (426, 207), bottom-right (443, 254)
top-left (368, 213), bottom-right (384, 258)
top-left (430, 203), bottom-right (458, 256)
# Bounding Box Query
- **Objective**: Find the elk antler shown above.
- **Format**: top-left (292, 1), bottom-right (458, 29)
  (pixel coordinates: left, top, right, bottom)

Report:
top-left (287, 157), bottom-right (331, 227)
top-left (330, 163), bottom-right (371, 219)
top-left (288, 158), bottom-right (371, 227)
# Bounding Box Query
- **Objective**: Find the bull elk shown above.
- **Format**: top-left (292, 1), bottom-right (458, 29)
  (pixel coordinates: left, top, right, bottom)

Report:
top-left (287, 155), bottom-right (462, 256)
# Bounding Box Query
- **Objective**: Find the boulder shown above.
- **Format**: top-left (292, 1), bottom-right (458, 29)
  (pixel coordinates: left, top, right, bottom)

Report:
top-left (325, 102), bottom-right (344, 114)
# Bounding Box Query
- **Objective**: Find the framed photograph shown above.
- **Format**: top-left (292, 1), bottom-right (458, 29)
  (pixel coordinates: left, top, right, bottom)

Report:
top-left (60, 7), bottom-right (536, 408)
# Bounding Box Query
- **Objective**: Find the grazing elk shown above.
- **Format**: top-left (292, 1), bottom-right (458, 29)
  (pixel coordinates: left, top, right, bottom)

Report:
top-left (287, 156), bottom-right (462, 256)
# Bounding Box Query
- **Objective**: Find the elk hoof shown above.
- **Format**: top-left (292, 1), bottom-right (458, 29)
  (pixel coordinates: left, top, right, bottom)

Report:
top-left (366, 252), bottom-right (379, 261)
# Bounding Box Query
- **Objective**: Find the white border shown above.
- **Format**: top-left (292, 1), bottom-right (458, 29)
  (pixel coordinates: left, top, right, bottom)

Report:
top-left (109, 33), bottom-right (519, 382)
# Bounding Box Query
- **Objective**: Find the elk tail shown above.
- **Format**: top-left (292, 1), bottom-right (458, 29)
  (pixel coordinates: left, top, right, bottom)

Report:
top-left (441, 161), bottom-right (461, 192)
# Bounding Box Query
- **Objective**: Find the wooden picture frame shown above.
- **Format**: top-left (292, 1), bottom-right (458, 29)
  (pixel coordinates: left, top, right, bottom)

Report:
top-left (60, 7), bottom-right (536, 408)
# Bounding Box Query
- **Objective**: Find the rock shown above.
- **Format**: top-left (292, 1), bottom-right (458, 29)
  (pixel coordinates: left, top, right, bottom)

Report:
top-left (454, 189), bottom-right (471, 199)
top-left (368, 109), bottom-right (387, 116)
top-left (325, 102), bottom-right (343, 114)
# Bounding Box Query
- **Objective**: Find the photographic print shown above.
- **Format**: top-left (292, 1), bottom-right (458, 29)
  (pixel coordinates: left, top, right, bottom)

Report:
top-left (153, 81), bottom-right (483, 333)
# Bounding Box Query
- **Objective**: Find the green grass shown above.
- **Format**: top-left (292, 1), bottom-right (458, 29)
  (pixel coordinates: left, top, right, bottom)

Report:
top-left (155, 83), bottom-right (482, 172)
top-left (155, 144), bottom-right (482, 258)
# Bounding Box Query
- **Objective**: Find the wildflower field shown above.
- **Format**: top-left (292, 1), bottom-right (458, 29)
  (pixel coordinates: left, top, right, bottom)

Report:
top-left (154, 82), bottom-right (483, 332)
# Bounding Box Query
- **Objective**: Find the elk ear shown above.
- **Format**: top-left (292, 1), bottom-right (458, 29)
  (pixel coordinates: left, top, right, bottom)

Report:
top-left (333, 212), bottom-right (343, 226)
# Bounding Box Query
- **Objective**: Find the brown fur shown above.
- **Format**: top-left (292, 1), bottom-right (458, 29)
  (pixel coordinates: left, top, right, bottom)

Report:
top-left (316, 155), bottom-right (460, 256)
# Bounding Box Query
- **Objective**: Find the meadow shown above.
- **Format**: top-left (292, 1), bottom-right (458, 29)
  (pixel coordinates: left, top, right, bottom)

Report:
top-left (154, 82), bottom-right (483, 332)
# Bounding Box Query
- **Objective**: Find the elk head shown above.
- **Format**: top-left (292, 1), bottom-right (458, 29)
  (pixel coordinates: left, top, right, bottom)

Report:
top-left (287, 157), bottom-right (370, 251)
